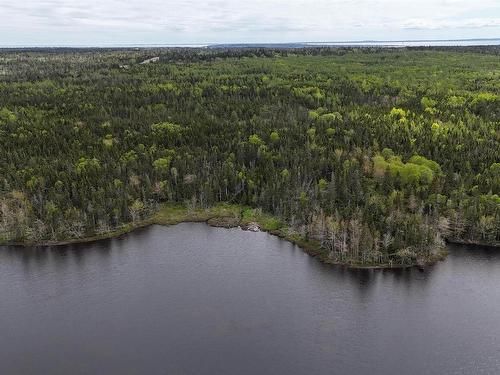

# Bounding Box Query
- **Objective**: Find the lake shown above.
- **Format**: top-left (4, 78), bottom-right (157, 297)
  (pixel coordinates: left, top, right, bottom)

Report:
top-left (1, 223), bottom-right (499, 375)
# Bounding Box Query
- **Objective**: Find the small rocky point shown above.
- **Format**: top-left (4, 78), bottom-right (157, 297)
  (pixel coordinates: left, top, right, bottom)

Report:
top-left (241, 222), bottom-right (260, 232)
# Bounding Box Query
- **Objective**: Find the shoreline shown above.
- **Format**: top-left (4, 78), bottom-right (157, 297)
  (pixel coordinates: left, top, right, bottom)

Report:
top-left (0, 203), bottom-right (491, 269)
top-left (446, 238), bottom-right (500, 249)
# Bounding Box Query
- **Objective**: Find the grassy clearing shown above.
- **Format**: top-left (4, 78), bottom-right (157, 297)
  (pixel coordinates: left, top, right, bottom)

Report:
top-left (241, 207), bottom-right (283, 231)
top-left (154, 203), bottom-right (245, 225)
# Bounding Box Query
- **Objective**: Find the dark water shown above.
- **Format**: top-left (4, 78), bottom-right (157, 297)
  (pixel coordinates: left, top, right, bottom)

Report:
top-left (1, 224), bottom-right (499, 375)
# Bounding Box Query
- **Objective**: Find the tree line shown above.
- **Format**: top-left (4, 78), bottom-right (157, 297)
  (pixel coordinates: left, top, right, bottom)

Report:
top-left (0, 46), bottom-right (498, 265)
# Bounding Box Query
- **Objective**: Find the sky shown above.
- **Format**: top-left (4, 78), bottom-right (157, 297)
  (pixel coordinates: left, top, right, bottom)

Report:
top-left (1, 0), bottom-right (499, 46)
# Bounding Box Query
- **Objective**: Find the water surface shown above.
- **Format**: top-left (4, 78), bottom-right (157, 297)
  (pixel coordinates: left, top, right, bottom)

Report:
top-left (1, 223), bottom-right (499, 374)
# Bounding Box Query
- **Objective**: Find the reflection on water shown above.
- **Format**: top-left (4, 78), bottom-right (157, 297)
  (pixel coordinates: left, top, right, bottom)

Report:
top-left (1, 224), bottom-right (500, 375)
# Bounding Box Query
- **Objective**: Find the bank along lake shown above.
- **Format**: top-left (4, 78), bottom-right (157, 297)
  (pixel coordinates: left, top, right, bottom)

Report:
top-left (1, 223), bottom-right (500, 374)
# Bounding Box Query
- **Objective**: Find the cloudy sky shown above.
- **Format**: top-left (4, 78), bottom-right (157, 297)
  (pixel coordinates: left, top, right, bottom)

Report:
top-left (1, 0), bottom-right (499, 45)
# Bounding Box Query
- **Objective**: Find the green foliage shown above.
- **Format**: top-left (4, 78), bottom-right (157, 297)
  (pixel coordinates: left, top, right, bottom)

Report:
top-left (293, 86), bottom-right (325, 105)
top-left (249, 134), bottom-right (264, 146)
top-left (471, 92), bottom-right (499, 116)
top-left (318, 179), bottom-right (328, 192)
top-left (241, 207), bottom-right (282, 231)
top-left (0, 46), bottom-right (498, 258)
top-left (0, 107), bottom-right (16, 123)
top-left (120, 150), bottom-right (138, 165)
top-left (103, 134), bottom-right (115, 147)
top-left (408, 155), bottom-right (442, 175)
top-left (473, 92), bottom-right (498, 104)
top-left (306, 127), bottom-right (316, 139)
top-left (373, 153), bottom-right (441, 185)
top-left (280, 169), bottom-right (290, 180)
top-left (319, 112), bottom-right (342, 124)
top-left (308, 110), bottom-right (320, 120)
top-left (389, 107), bottom-right (406, 119)
top-left (151, 122), bottom-right (183, 137)
top-left (76, 157), bottom-right (101, 174)
top-left (447, 95), bottom-right (466, 108)
top-left (270, 131), bottom-right (280, 142)
top-left (421, 97), bottom-right (437, 109)
top-left (157, 82), bottom-right (180, 94)
top-left (44, 201), bottom-right (59, 217)
top-left (153, 157), bottom-right (172, 173)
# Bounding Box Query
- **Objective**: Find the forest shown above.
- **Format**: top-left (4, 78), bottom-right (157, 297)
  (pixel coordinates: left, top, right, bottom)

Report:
top-left (0, 46), bottom-right (498, 266)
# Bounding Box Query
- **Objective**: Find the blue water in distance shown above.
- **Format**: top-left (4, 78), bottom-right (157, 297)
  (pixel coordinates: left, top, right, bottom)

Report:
top-left (1, 39), bottom-right (499, 48)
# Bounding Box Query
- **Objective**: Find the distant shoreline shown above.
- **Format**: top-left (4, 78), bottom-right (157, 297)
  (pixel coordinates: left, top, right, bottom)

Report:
top-left (1, 38), bottom-right (499, 49)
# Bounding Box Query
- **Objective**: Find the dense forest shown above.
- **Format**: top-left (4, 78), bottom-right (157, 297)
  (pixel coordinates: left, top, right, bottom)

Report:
top-left (0, 46), bottom-right (498, 266)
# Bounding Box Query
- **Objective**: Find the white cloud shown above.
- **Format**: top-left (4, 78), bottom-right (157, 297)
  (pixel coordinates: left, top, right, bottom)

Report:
top-left (402, 18), bottom-right (500, 30)
top-left (0, 0), bottom-right (498, 45)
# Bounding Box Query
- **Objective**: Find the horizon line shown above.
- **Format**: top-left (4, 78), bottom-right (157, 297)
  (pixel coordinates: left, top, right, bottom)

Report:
top-left (1, 37), bottom-right (499, 48)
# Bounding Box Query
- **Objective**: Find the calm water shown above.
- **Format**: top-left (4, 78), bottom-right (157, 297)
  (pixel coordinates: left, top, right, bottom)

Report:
top-left (1, 223), bottom-right (500, 375)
